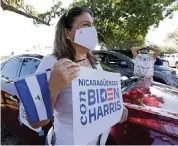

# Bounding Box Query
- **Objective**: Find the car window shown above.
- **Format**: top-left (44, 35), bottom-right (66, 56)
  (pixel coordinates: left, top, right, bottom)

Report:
top-left (1, 58), bottom-right (22, 80)
top-left (93, 53), bottom-right (107, 64)
top-left (107, 54), bottom-right (121, 65)
top-left (19, 58), bottom-right (41, 77)
top-left (106, 54), bottom-right (131, 68)
top-left (100, 63), bottom-right (116, 72)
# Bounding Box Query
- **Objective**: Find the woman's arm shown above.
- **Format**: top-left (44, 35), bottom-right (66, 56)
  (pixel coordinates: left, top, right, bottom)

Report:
top-left (131, 47), bottom-right (142, 59)
top-left (150, 46), bottom-right (161, 60)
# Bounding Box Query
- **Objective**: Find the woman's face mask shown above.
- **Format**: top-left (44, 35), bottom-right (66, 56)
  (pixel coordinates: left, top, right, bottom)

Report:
top-left (69, 26), bottom-right (98, 51)
top-left (139, 54), bottom-right (150, 58)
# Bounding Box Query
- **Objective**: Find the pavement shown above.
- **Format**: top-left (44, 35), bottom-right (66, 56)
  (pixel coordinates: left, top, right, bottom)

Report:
top-left (1, 125), bottom-right (24, 145)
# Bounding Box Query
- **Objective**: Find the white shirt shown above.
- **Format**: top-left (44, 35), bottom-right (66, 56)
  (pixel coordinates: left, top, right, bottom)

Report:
top-left (36, 55), bottom-right (110, 145)
top-left (134, 54), bottom-right (155, 78)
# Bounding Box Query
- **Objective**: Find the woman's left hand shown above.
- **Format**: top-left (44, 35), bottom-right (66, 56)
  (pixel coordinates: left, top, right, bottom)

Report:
top-left (119, 106), bottom-right (128, 123)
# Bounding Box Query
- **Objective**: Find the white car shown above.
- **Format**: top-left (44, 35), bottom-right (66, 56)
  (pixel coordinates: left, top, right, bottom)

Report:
top-left (164, 53), bottom-right (178, 68)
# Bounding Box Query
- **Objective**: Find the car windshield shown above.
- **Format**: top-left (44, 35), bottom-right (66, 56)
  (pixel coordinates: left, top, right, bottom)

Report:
top-left (114, 51), bottom-right (134, 63)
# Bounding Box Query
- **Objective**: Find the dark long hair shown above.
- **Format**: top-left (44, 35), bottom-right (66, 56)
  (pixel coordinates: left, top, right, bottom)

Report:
top-left (53, 6), bottom-right (97, 68)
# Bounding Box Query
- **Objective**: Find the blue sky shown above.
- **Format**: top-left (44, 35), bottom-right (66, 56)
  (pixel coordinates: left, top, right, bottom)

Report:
top-left (0, 0), bottom-right (178, 56)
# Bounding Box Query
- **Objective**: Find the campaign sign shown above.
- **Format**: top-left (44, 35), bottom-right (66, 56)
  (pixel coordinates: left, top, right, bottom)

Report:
top-left (72, 67), bottom-right (123, 145)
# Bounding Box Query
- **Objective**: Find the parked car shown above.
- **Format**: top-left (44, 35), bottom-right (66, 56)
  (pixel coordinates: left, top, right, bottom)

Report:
top-left (1, 54), bottom-right (178, 145)
top-left (109, 76), bottom-right (178, 145)
top-left (92, 50), bottom-right (178, 88)
top-left (113, 49), bottom-right (170, 67)
top-left (1, 54), bottom-right (52, 145)
top-left (90, 64), bottom-right (178, 145)
top-left (164, 53), bottom-right (178, 68)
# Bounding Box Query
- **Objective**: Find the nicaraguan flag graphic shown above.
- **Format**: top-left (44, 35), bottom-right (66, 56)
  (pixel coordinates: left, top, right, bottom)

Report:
top-left (14, 72), bottom-right (52, 123)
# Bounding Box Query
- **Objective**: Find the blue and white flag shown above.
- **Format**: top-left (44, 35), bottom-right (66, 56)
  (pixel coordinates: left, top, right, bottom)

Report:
top-left (14, 72), bottom-right (53, 123)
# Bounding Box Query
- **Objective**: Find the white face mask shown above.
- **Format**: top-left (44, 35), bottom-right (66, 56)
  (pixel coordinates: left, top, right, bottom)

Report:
top-left (139, 54), bottom-right (150, 58)
top-left (73, 26), bottom-right (98, 51)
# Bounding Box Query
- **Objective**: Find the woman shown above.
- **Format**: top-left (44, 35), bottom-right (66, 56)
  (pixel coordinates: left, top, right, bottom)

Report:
top-left (30, 6), bottom-right (128, 145)
top-left (131, 46), bottom-right (161, 89)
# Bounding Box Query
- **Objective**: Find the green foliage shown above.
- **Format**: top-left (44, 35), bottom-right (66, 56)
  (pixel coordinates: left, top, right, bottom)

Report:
top-left (1, 0), bottom-right (178, 49)
top-left (160, 46), bottom-right (178, 53)
top-left (166, 30), bottom-right (178, 46)
top-left (1, 0), bottom-right (65, 25)
top-left (100, 64), bottom-right (113, 72)
top-left (73, 0), bottom-right (178, 49)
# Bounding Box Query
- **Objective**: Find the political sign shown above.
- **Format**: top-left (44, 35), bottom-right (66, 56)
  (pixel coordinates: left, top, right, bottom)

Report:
top-left (72, 67), bottom-right (123, 145)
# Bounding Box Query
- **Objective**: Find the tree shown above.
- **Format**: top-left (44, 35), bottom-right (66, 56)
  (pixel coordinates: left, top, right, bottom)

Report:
top-left (1, 0), bottom-right (65, 25)
top-left (166, 30), bottom-right (178, 46)
top-left (1, 0), bottom-right (178, 49)
top-left (159, 46), bottom-right (178, 53)
top-left (73, 0), bottom-right (178, 49)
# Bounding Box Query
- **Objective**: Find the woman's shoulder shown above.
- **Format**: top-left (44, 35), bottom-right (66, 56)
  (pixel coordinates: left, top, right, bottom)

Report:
top-left (35, 54), bottom-right (58, 73)
top-left (42, 54), bottom-right (57, 60)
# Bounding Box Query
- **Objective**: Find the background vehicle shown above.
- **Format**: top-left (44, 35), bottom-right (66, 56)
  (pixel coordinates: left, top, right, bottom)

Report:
top-left (112, 49), bottom-right (170, 67)
top-left (98, 64), bottom-right (178, 145)
top-left (109, 77), bottom-right (178, 145)
top-left (1, 54), bottom-right (51, 145)
top-left (92, 50), bottom-right (178, 88)
top-left (164, 53), bottom-right (178, 68)
top-left (1, 54), bottom-right (178, 145)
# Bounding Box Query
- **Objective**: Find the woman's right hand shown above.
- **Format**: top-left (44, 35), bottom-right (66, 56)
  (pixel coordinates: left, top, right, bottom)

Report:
top-left (49, 58), bottom-right (80, 101)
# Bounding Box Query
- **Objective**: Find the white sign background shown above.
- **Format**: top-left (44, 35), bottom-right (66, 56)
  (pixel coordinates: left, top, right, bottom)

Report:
top-left (72, 67), bottom-right (124, 145)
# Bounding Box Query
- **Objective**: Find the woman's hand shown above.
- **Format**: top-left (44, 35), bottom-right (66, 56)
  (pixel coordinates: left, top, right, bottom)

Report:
top-left (49, 58), bottom-right (80, 106)
top-left (119, 106), bottom-right (128, 123)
